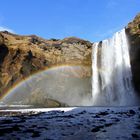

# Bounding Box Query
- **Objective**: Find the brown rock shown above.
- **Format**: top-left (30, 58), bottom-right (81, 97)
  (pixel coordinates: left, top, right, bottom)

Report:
top-left (0, 32), bottom-right (92, 97)
top-left (126, 13), bottom-right (140, 93)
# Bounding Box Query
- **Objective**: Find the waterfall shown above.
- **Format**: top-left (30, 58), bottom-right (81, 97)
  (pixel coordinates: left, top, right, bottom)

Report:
top-left (92, 29), bottom-right (137, 106)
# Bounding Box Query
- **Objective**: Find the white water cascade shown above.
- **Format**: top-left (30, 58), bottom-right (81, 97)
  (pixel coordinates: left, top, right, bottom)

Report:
top-left (92, 29), bottom-right (137, 106)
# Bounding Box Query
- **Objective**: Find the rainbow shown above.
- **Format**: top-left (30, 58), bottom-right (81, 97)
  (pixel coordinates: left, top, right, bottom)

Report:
top-left (0, 64), bottom-right (91, 101)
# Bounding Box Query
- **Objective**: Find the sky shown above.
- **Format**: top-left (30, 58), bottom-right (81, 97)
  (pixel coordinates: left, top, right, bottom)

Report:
top-left (0, 0), bottom-right (140, 42)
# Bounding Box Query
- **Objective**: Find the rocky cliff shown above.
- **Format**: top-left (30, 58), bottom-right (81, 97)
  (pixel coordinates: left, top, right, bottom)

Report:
top-left (0, 32), bottom-right (92, 97)
top-left (0, 13), bottom-right (140, 99)
top-left (126, 13), bottom-right (140, 93)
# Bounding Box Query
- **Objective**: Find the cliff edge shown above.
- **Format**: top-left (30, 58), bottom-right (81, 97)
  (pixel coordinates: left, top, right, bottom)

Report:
top-left (126, 13), bottom-right (140, 93)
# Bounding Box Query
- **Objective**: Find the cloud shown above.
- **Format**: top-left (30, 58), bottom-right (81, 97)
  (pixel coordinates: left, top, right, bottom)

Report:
top-left (0, 26), bottom-right (14, 33)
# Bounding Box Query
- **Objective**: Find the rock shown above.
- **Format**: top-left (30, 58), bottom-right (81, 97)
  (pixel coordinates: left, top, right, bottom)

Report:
top-left (95, 114), bottom-right (100, 118)
top-left (126, 13), bottom-right (140, 93)
top-left (131, 133), bottom-right (139, 138)
top-left (114, 118), bottom-right (120, 122)
top-left (91, 127), bottom-right (100, 132)
top-left (0, 44), bottom-right (9, 65)
top-left (102, 130), bottom-right (107, 132)
top-left (0, 32), bottom-right (92, 99)
top-left (104, 123), bottom-right (113, 127)
top-left (136, 125), bottom-right (140, 129)
top-left (31, 131), bottom-right (40, 137)
top-left (97, 111), bottom-right (109, 116)
top-left (0, 34), bottom-right (4, 45)
top-left (0, 127), bottom-right (13, 135)
top-left (78, 110), bottom-right (87, 114)
top-left (37, 98), bottom-right (66, 107)
top-left (129, 110), bottom-right (136, 115)
top-left (99, 119), bottom-right (106, 122)
top-left (12, 125), bottom-right (21, 131)
top-left (1, 119), bottom-right (13, 124)
top-left (91, 125), bottom-right (104, 132)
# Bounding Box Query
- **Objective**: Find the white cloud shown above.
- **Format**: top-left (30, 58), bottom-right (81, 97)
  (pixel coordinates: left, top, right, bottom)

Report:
top-left (0, 26), bottom-right (14, 33)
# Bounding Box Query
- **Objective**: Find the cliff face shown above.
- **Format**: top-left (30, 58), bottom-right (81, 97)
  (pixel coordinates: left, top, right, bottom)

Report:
top-left (0, 13), bottom-right (140, 99)
top-left (126, 13), bottom-right (140, 93)
top-left (0, 32), bottom-right (92, 97)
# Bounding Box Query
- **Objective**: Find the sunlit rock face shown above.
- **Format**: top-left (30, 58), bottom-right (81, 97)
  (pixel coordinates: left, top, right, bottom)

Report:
top-left (0, 32), bottom-right (92, 98)
top-left (1, 66), bottom-right (92, 107)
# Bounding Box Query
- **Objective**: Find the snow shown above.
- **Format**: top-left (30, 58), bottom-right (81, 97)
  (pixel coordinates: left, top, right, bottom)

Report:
top-left (0, 107), bottom-right (140, 140)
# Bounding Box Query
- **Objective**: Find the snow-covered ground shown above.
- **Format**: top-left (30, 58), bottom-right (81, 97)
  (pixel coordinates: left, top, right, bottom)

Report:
top-left (0, 107), bottom-right (140, 140)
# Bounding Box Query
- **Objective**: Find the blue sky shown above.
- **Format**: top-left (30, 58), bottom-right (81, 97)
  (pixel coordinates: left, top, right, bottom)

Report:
top-left (0, 0), bottom-right (140, 42)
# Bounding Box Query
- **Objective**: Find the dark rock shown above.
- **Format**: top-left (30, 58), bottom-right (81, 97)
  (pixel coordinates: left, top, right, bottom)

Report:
top-left (131, 133), bottom-right (139, 138)
top-left (49, 38), bottom-right (60, 41)
top-left (98, 111), bottom-right (109, 116)
top-left (0, 34), bottom-right (4, 45)
top-left (31, 124), bottom-right (37, 127)
top-left (12, 124), bottom-right (21, 131)
top-left (110, 111), bottom-right (114, 114)
top-left (114, 118), bottom-right (120, 122)
top-left (91, 125), bottom-right (104, 132)
top-left (105, 123), bottom-right (113, 127)
top-left (111, 117), bottom-right (120, 121)
top-left (94, 115), bottom-right (100, 118)
top-left (23, 129), bottom-right (36, 133)
top-left (91, 127), bottom-right (100, 132)
top-left (0, 44), bottom-right (9, 65)
top-left (136, 125), bottom-right (140, 129)
top-left (38, 126), bottom-right (48, 130)
top-left (126, 13), bottom-right (140, 93)
top-left (32, 131), bottom-right (40, 137)
top-left (129, 110), bottom-right (136, 115)
top-left (0, 119), bottom-right (13, 124)
top-left (0, 127), bottom-right (13, 136)
top-left (99, 119), bottom-right (106, 122)
top-left (78, 110), bottom-right (87, 114)
top-left (63, 115), bottom-right (75, 118)
top-left (102, 130), bottom-right (107, 132)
